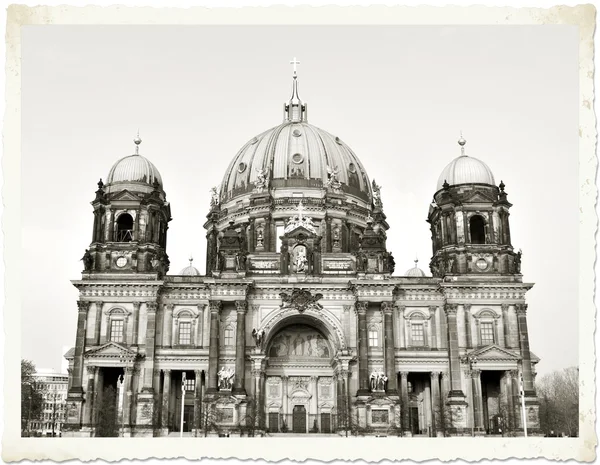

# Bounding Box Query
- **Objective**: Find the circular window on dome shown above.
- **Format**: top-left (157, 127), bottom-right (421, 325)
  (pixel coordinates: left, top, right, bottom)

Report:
top-left (292, 129), bottom-right (302, 137)
top-left (348, 163), bottom-right (357, 173)
top-left (250, 137), bottom-right (258, 145)
top-left (335, 136), bottom-right (343, 145)
top-left (238, 162), bottom-right (247, 173)
top-left (292, 153), bottom-right (304, 164)
top-left (476, 258), bottom-right (489, 271)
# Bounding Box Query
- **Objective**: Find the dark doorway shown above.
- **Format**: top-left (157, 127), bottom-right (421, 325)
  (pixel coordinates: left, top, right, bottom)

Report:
top-left (269, 412), bottom-right (279, 432)
top-left (292, 405), bottom-right (306, 433)
top-left (321, 413), bottom-right (331, 433)
top-left (469, 216), bottom-right (486, 244)
top-left (182, 405), bottom-right (193, 432)
top-left (95, 367), bottom-right (123, 437)
top-left (410, 407), bottom-right (419, 435)
top-left (116, 213), bottom-right (134, 242)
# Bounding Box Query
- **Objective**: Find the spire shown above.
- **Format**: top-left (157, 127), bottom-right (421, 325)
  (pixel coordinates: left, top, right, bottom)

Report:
top-left (189, 255), bottom-right (194, 267)
top-left (284, 57), bottom-right (307, 123)
top-left (414, 257), bottom-right (419, 268)
top-left (458, 131), bottom-right (467, 157)
top-left (134, 130), bottom-right (142, 155)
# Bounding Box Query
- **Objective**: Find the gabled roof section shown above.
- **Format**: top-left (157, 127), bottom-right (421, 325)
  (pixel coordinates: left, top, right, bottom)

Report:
top-left (84, 341), bottom-right (140, 360)
top-left (109, 189), bottom-right (143, 202)
top-left (461, 189), bottom-right (497, 204)
top-left (467, 344), bottom-right (521, 361)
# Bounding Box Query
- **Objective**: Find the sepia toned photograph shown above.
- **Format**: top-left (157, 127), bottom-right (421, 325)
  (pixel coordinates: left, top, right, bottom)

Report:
top-left (4, 3), bottom-right (596, 463)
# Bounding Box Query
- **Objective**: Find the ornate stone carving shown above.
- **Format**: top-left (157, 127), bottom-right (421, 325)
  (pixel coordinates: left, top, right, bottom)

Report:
top-left (381, 301), bottom-right (393, 314)
top-left (356, 301), bottom-right (368, 314)
top-left (77, 301), bottom-right (91, 313)
top-left (217, 367), bottom-right (235, 390)
top-left (515, 303), bottom-right (528, 314)
top-left (370, 370), bottom-right (388, 392)
top-left (146, 302), bottom-right (158, 313)
top-left (253, 168), bottom-right (270, 193)
top-left (268, 325), bottom-right (330, 358)
top-left (326, 165), bottom-right (342, 191)
top-left (235, 301), bottom-right (247, 313)
top-left (444, 303), bottom-right (458, 315)
top-left (279, 288), bottom-right (323, 313)
top-left (209, 186), bottom-right (220, 208)
top-left (209, 300), bottom-right (222, 313)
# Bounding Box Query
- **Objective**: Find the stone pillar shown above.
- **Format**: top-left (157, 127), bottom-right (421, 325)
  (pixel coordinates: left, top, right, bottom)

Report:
top-left (132, 302), bottom-right (140, 346)
top-left (196, 304), bottom-right (205, 348)
top-left (356, 302), bottom-right (369, 395)
top-left (463, 304), bottom-right (472, 348)
top-left (282, 376), bottom-right (289, 417)
top-left (430, 371), bottom-right (441, 435)
top-left (471, 369), bottom-right (484, 431)
top-left (400, 372), bottom-right (410, 432)
top-left (506, 370), bottom-right (517, 430)
top-left (83, 366), bottom-right (96, 426)
top-left (206, 301), bottom-right (221, 394)
top-left (429, 306), bottom-right (437, 349)
top-left (92, 367), bottom-right (101, 425)
top-left (164, 304), bottom-right (174, 348)
top-left (70, 301), bottom-right (91, 395)
top-left (444, 304), bottom-right (464, 396)
top-left (234, 301), bottom-right (247, 395)
top-left (94, 301), bottom-right (103, 345)
top-left (161, 369), bottom-right (171, 429)
top-left (515, 304), bottom-right (535, 394)
top-left (194, 369), bottom-right (202, 433)
top-left (123, 367), bottom-right (133, 428)
top-left (311, 376), bottom-right (318, 415)
top-left (501, 304), bottom-right (510, 348)
top-left (382, 302), bottom-right (397, 393)
top-left (397, 305), bottom-right (406, 348)
top-left (142, 302), bottom-right (157, 391)
top-left (251, 368), bottom-right (262, 427)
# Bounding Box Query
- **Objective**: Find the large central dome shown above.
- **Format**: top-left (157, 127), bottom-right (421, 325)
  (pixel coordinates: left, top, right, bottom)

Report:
top-left (218, 72), bottom-right (372, 205)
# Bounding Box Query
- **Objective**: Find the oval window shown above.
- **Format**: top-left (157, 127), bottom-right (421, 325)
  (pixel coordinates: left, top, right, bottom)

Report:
top-left (335, 136), bottom-right (343, 145)
top-left (348, 163), bottom-right (357, 173)
top-left (292, 129), bottom-right (302, 137)
top-left (292, 153), bottom-right (304, 164)
top-left (249, 137), bottom-right (258, 145)
top-left (238, 162), bottom-right (247, 173)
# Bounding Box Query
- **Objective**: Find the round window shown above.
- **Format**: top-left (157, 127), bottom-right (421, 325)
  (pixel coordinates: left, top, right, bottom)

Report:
top-left (292, 153), bottom-right (304, 164)
top-left (476, 258), bottom-right (488, 271)
top-left (249, 137), bottom-right (258, 145)
top-left (238, 162), bottom-right (247, 173)
top-left (348, 163), bottom-right (357, 173)
top-left (335, 136), bottom-right (343, 145)
top-left (292, 129), bottom-right (302, 137)
top-left (116, 256), bottom-right (127, 268)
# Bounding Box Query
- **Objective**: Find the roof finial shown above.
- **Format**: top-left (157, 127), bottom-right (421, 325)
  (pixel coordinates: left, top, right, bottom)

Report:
top-left (458, 131), bottom-right (467, 157)
top-left (290, 57), bottom-right (300, 78)
top-left (189, 255), bottom-right (193, 267)
top-left (134, 129), bottom-right (142, 155)
top-left (414, 257), bottom-right (419, 268)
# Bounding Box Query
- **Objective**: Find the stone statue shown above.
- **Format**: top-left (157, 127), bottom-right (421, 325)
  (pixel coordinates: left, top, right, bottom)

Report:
top-left (256, 227), bottom-right (264, 248)
top-left (254, 167), bottom-right (270, 192)
top-left (370, 370), bottom-right (388, 392)
top-left (326, 165), bottom-right (342, 191)
top-left (371, 179), bottom-right (383, 208)
top-left (387, 251), bottom-right (396, 274)
top-left (217, 366), bottom-right (235, 390)
top-left (252, 328), bottom-right (265, 348)
top-left (294, 246), bottom-right (308, 273)
top-left (515, 250), bottom-right (522, 273)
top-left (209, 186), bottom-right (220, 208)
top-left (81, 249), bottom-right (93, 271)
top-left (235, 252), bottom-right (247, 271)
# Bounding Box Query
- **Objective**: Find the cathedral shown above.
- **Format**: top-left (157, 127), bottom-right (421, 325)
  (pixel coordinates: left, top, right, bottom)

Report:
top-left (64, 65), bottom-right (540, 437)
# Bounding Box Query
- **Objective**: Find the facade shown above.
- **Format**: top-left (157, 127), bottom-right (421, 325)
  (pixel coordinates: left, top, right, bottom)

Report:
top-left (64, 69), bottom-right (540, 437)
top-left (30, 371), bottom-right (69, 437)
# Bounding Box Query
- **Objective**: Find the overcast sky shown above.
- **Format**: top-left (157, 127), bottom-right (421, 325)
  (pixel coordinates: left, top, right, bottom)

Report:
top-left (21, 25), bottom-right (578, 377)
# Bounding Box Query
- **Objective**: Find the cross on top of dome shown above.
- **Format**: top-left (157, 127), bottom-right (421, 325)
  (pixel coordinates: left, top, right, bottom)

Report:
top-left (290, 57), bottom-right (300, 77)
top-left (458, 131), bottom-right (467, 157)
top-left (134, 130), bottom-right (142, 155)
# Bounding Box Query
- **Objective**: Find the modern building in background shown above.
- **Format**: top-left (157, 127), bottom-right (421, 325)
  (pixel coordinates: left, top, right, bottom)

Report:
top-left (64, 67), bottom-right (540, 437)
top-left (30, 370), bottom-right (69, 437)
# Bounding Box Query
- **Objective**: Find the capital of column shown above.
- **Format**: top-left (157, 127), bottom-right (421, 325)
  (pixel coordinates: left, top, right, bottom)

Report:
top-left (235, 300), bottom-right (247, 313)
top-left (163, 369), bottom-right (172, 375)
top-left (146, 302), bottom-right (158, 313)
top-left (400, 371), bottom-right (409, 379)
top-left (165, 303), bottom-right (174, 312)
top-left (96, 300), bottom-right (104, 309)
top-left (444, 303), bottom-right (458, 316)
top-left (501, 303), bottom-right (510, 312)
top-left (209, 300), bottom-right (222, 314)
top-left (86, 365), bottom-right (97, 376)
top-left (356, 301), bottom-right (368, 314)
top-left (463, 303), bottom-right (472, 312)
top-left (132, 302), bottom-right (141, 311)
top-left (395, 304), bottom-right (406, 315)
top-left (67, 368), bottom-right (73, 375)
top-left (515, 304), bottom-right (528, 315)
top-left (429, 306), bottom-right (437, 316)
top-left (194, 369), bottom-right (202, 378)
top-left (508, 369), bottom-right (518, 379)
top-left (430, 371), bottom-right (441, 380)
top-left (310, 376), bottom-right (318, 383)
top-left (381, 301), bottom-right (393, 314)
top-left (251, 369), bottom-right (262, 379)
top-left (77, 301), bottom-right (91, 313)
top-left (471, 369), bottom-right (481, 378)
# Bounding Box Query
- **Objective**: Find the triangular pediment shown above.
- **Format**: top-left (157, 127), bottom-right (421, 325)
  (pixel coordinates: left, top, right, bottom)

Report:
top-left (84, 341), bottom-right (139, 359)
top-left (110, 189), bottom-right (142, 202)
top-left (462, 190), bottom-right (496, 204)
top-left (468, 344), bottom-right (520, 361)
top-left (285, 225), bottom-right (318, 238)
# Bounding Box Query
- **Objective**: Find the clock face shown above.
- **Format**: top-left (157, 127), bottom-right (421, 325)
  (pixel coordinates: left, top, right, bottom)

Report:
top-left (476, 258), bottom-right (488, 271)
top-left (116, 256), bottom-right (127, 268)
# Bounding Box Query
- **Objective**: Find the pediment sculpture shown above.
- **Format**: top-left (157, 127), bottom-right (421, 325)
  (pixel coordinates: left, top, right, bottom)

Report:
top-left (279, 288), bottom-right (323, 313)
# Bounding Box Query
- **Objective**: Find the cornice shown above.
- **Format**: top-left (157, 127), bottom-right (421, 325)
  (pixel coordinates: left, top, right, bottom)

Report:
top-left (73, 281), bottom-right (163, 298)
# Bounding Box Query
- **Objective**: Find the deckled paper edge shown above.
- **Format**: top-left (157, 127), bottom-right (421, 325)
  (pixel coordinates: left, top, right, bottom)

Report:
top-left (2, 4), bottom-right (596, 462)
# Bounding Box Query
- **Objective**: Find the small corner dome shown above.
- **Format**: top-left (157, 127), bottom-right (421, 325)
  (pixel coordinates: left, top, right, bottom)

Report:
top-left (405, 260), bottom-right (427, 277)
top-left (436, 137), bottom-right (495, 191)
top-left (106, 154), bottom-right (163, 188)
top-left (179, 264), bottom-right (201, 276)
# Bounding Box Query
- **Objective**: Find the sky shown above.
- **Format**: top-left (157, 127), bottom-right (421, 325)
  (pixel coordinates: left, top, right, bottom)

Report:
top-left (20, 25), bottom-right (579, 377)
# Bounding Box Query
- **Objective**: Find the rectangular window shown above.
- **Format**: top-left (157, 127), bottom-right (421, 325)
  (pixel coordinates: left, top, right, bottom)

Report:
top-left (224, 328), bottom-right (234, 346)
top-left (480, 322), bottom-right (495, 345)
top-left (184, 378), bottom-right (195, 391)
top-left (110, 319), bottom-right (124, 342)
top-left (411, 324), bottom-right (424, 346)
top-left (179, 322), bottom-right (192, 345)
top-left (368, 329), bottom-right (379, 347)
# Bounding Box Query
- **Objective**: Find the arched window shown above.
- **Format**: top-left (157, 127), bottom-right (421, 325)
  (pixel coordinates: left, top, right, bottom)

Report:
top-left (469, 215), bottom-right (486, 244)
top-left (116, 213), bottom-right (134, 242)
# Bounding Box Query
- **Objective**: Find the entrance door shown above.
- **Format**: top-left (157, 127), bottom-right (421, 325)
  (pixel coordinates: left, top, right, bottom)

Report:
top-left (292, 405), bottom-right (307, 433)
top-left (321, 413), bottom-right (331, 433)
top-left (183, 405), bottom-right (194, 432)
top-left (410, 407), bottom-right (419, 435)
top-left (269, 412), bottom-right (280, 432)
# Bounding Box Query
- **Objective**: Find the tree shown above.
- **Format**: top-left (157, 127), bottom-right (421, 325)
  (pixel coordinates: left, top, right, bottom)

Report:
top-left (21, 359), bottom-right (44, 436)
top-left (537, 367), bottom-right (579, 437)
top-left (96, 386), bottom-right (119, 437)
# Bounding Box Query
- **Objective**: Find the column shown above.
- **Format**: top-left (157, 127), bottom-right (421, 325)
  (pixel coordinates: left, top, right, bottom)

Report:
top-left (142, 302), bottom-right (157, 391)
top-left (161, 369), bottom-right (171, 429)
top-left (464, 304), bottom-right (472, 348)
top-left (123, 366), bottom-right (133, 427)
top-left (234, 301), bottom-right (247, 395)
top-left (194, 369), bottom-right (202, 432)
top-left (356, 302), bottom-right (369, 395)
top-left (397, 305), bottom-right (406, 348)
top-left (83, 366), bottom-right (96, 426)
top-left (494, 317), bottom-right (503, 347)
top-left (196, 304), bottom-right (205, 348)
top-left (282, 376), bottom-right (289, 418)
top-left (471, 369), bottom-right (484, 430)
top-left (206, 301), bottom-right (221, 393)
top-left (516, 304), bottom-right (535, 394)
top-left (70, 301), bottom-right (90, 395)
top-left (430, 371), bottom-right (441, 434)
top-left (251, 368), bottom-right (262, 427)
top-left (506, 370), bottom-right (517, 430)
top-left (439, 306), bottom-right (448, 349)
top-left (94, 301), bottom-right (103, 345)
top-left (501, 304), bottom-right (510, 348)
top-left (444, 304), bottom-right (464, 396)
top-left (164, 304), bottom-right (174, 348)
top-left (382, 302), bottom-right (397, 393)
top-left (429, 306), bottom-right (437, 349)
top-left (400, 372), bottom-right (410, 432)
top-left (131, 302), bottom-right (140, 346)
top-left (92, 367), bottom-right (101, 425)
top-left (311, 376), bottom-right (319, 416)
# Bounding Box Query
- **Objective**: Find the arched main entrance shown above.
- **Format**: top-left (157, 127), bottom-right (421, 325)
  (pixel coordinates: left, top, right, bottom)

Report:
top-left (263, 322), bottom-right (337, 434)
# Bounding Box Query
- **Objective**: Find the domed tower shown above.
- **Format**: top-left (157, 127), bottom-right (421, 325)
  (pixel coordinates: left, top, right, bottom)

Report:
top-left (205, 66), bottom-right (393, 277)
top-left (83, 135), bottom-right (172, 276)
top-left (427, 135), bottom-right (520, 277)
